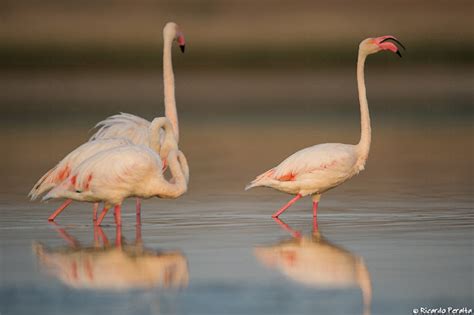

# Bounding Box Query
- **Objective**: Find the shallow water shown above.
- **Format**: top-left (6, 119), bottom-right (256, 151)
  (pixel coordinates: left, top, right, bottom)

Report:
top-left (1, 117), bottom-right (472, 315)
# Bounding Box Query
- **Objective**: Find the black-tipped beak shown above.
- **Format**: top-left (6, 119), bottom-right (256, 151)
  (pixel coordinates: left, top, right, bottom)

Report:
top-left (396, 50), bottom-right (402, 58)
top-left (380, 37), bottom-right (406, 50)
top-left (179, 45), bottom-right (185, 53)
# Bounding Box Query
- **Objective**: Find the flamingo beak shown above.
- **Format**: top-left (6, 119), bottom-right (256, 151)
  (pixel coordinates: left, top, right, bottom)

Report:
top-left (177, 33), bottom-right (186, 53)
top-left (375, 35), bottom-right (405, 57)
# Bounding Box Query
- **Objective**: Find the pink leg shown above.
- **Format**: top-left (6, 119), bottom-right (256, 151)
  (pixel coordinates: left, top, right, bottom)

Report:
top-left (135, 198), bottom-right (142, 217)
top-left (93, 225), bottom-right (99, 247)
top-left (115, 224), bottom-right (122, 248)
top-left (96, 226), bottom-right (109, 246)
top-left (114, 205), bottom-right (122, 226)
top-left (272, 194), bottom-right (302, 218)
top-left (92, 203), bottom-right (99, 222)
top-left (312, 201), bottom-right (319, 231)
top-left (273, 217), bottom-right (302, 239)
top-left (96, 206), bottom-right (109, 226)
top-left (48, 199), bottom-right (73, 221)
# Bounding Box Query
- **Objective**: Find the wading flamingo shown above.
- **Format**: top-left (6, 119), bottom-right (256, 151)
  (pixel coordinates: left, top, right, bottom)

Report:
top-left (43, 124), bottom-right (189, 226)
top-left (246, 35), bottom-right (405, 222)
top-left (31, 117), bottom-right (178, 222)
top-left (90, 21), bottom-right (185, 146)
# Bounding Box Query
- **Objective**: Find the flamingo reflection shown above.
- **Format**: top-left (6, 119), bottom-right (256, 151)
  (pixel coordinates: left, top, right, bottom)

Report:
top-left (255, 218), bottom-right (372, 315)
top-left (33, 223), bottom-right (188, 291)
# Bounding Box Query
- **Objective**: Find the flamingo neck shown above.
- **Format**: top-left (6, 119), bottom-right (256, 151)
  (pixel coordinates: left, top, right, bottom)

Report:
top-left (150, 150), bottom-right (187, 198)
top-left (163, 34), bottom-right (179, 142)
top-left (149, 117), bottom-right (177, 160)
top-left (357, 51), bottom-right (371, 161)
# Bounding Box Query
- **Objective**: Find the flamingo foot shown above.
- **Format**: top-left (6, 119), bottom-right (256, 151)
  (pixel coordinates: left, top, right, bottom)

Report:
top-left (272, 194), bottom-right (302, 218)
top-left (48, 199), bottom-right (73, 221)
top-left (96, 206), bottom-right (109, 226)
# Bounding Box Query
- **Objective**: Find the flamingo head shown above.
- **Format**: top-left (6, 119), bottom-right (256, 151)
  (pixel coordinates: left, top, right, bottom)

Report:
top-left (360, 35), bottom-right (405, 57)
top-left (164, 22), bottom-right (186, 53)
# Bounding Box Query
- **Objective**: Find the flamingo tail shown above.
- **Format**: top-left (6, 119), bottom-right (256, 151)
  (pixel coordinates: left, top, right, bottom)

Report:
top-left (245, 168), bottom-right (275, 190)
top-left (29, 166), bottom-right (58, 200)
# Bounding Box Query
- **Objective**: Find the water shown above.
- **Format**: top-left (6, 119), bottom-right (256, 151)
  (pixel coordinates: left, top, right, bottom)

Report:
top-left (1, 117), bottom-right (472, 315)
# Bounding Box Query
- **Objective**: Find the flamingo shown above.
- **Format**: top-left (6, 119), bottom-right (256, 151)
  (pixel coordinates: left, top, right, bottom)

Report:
top-left (43, 119), bottom-right (189, 226)
top-left (30, 117), bottom-right (177, 222)
top-left (246, 35), bottom-right (405, 221)
top-left (90, 21), bottom-right (185, 146)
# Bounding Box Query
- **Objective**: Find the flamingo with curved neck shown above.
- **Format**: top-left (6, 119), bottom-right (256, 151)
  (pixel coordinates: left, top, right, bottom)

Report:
top-left (39, 117), bottom-right (188, 224)
top-left (246, 35), bottom-right (405, 222)
top-left (43, 119), bottom-right (189, 226)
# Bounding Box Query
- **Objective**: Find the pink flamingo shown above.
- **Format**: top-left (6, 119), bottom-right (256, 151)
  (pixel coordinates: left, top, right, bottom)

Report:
top-left (246, 36), bottom-right (405, 222)
top-left (31, 117), bottom-right (178, 222)
top-left (43, 119), bottom-right (189, 226)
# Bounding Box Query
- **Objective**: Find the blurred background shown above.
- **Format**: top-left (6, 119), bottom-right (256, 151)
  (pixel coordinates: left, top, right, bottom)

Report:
top-left (1, 2), bottom-right (473, 314)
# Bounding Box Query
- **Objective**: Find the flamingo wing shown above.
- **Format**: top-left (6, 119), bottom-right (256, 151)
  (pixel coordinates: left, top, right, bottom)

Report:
top-left (273, 143), bottom-right (357, 180)
top-left (247, 143), bottom-right (358, 192)
top-left (29, 138), bottom-right (131, 200)
top-left (44, 145), bottom-right (162, 203)
top-left (90, 113), bottom-right (151, 146)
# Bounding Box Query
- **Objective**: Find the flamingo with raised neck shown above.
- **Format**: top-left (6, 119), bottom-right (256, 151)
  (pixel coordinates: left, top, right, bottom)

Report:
top-left (246, 36), bottom-right (405, 222)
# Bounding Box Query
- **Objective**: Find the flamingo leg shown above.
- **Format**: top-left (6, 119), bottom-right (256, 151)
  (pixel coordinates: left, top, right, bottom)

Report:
top-left (92, 203), bottom-right (99, 222)
top-left (93, 225), bottom-right (100, 247)
top-left (96, 225), bottom-right (109, 246)
top-left (96, 206), bottom-right (109, 226)
top-left (48, 199), bottom-right (73, 221)
top-left (136, 198), bottom-right (141, 225)
top-left (273, 217), bottom-right (302, 239)
top-left (114, 205), bottom-right (122, 226)
top-left (272, 194), bottom-right (302, 218)
top-left (312, 201), bottom-right (319, 231)
top-left (115, 224), bottom-right (122, 248)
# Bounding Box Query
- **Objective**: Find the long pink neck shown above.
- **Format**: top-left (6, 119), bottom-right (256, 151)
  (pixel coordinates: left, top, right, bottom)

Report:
top-left (163, 34), bottom-right (179, 143)
top-left (357, 51), bottom-right (371, 159)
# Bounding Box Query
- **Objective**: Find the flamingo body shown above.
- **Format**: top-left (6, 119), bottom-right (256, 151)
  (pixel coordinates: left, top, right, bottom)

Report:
top-left (44, 145), bottom-right (188, 209)
top-left (29, 138), bottom-right (132, 200)
top-left (246, 143), bottom-right (364, 197)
